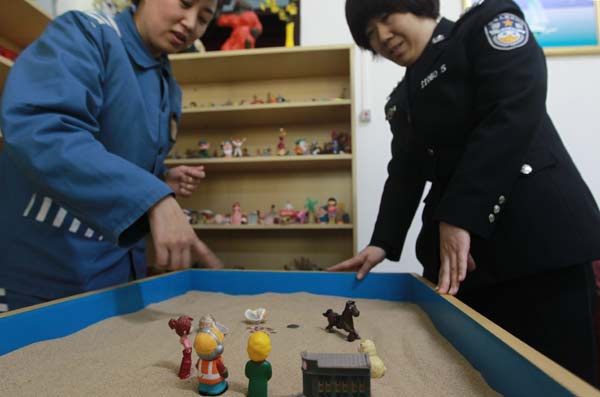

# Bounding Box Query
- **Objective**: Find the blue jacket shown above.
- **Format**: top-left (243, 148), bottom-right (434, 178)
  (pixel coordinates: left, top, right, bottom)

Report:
top-left (0, 7), bottom-right (180, 309)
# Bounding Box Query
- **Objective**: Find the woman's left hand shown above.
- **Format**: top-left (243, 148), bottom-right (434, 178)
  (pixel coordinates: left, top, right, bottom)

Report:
top-left (437, 222), bottom-right (475, 296)
top-left (164, 165), bottom-right (205, 197)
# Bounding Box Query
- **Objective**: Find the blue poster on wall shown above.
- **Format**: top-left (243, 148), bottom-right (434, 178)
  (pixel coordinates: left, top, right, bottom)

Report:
top-left (516, 0), bottom-right (598, 47)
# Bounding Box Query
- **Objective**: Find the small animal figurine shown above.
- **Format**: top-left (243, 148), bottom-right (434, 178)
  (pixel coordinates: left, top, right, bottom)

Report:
top-left (245, 331), bottom-right (272, 397)
top-left (294, 138), bottom-right (308, 155)
top-left (168, 315), bottom-right (194, 379)
top-left (194, 317), bottom-right (229, 396)
top-left (358, 339), bottom-right (386, 378)
top-left (323, 300), bottom-right (360, 342)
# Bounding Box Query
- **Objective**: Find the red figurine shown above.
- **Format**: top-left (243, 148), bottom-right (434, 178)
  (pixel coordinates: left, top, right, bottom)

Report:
top-left (168, 315), bottom-right (194, 379)
top-left (217, 0), bottom-right (263, 50)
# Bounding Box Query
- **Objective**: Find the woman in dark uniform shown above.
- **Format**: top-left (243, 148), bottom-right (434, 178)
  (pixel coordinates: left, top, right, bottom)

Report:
top-left (329, 0), bottom-right (600, 386)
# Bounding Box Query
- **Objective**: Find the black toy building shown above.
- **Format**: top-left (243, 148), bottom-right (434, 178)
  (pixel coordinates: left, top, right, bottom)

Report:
top-left (301, 352), bottom-right (371, 397)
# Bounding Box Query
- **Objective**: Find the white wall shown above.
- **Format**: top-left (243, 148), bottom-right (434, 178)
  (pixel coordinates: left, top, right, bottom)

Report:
top-left (301, 0), bottom-right (600, 274)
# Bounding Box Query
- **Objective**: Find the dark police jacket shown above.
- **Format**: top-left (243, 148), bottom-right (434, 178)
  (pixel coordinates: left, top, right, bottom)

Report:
top-left (369, 0), bottom-right (600, 287)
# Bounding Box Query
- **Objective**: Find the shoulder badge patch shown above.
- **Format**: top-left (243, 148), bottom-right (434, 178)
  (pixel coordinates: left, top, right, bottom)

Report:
top-left (484, 13), bottom-right (529, 51)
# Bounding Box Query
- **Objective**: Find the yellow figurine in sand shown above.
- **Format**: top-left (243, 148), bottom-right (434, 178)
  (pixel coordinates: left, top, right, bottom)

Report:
top-left (194, 316), bottom-right (228, 396)
top-left (245, 331), bottom-right (272, 397)
top-left (358, 339), bottom-right (386, 378)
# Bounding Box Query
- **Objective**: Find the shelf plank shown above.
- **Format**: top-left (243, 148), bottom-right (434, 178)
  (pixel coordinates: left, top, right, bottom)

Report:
top-left (0, 55), bottom-right (14, 93)
top-left (193, 224), bottom-right (353, 231)
top-left (170, 45), bottom-right (352, 85)
top-left (0, 0), bottom-right (52, 50)
top-left (180, 100), bottom-right (351, 128)
top-left (165, 153), bottom-right (352, 172)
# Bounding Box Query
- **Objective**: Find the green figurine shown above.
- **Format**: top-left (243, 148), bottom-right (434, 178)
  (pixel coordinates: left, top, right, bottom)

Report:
top-left (245, 331), bottom-right (272, 397)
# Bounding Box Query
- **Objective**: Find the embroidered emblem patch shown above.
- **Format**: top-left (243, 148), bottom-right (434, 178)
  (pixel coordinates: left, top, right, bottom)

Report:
top-left (485, 13), bottom-right (529, 51)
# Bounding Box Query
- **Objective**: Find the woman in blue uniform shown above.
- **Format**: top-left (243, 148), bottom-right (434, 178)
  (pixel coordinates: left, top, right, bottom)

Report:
top-left (0, 0), bottom-right (225, 311)
top-left (330, 0), bottom-right (600, 386)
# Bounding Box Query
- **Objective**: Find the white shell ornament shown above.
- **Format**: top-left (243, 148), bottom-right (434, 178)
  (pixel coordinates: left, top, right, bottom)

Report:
top-left (244, 308), bottom-right (267, 323)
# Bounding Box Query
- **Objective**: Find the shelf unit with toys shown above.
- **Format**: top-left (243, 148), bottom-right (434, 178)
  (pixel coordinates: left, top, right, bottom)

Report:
top-left (167, 45), bottom-right (356, 270)
top-left (0, 0), bottom-right (52, 93)
top-left (0, 0), bottom-right (52, 151)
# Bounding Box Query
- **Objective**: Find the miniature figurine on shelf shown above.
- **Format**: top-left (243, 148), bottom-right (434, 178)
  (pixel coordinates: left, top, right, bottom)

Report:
top-left (331, 131), bottom-right (340, 154)
top-left (276, 94), bottom-right (286, 103)
top-left (232, 137), bottom-right (247, 158)
top-left (251, 95), bottom-right (265, 105)
top-left (304, 197), bottom-right (319, 224)
top-left (267, 92), bottom-right (277, 104)
top-left (337, 202), bottom-right (351, 224)
top-left (358, 339), bottom-right (386, 378)
top-left (168, 315), bottom-right (194, 380)
top-left (198, 139), bottom-right (211, 158)
top-left (245, 331), bottom-right (273, 397)
top-left (263, 204), bottom-right (279, 225)
top-left (199, 209), bottom-right (215, 224)
top-left (248, 211), bottom-right (259, 225)
top-left (295, 210), bottom-right (308, 224)
top-left (194, 318), bottom-right (229, 396)
top-left (309, 141), bottom-right (321, 156)
top-left (337, 131), bottom-right (352, 154)
top-left (323, 300), bottom-right (361, 342)
top-left (279, 201), bottom-right (296, 224)
top-left (277, 128), bottom-right (288, 156)
top-left (231, 202), bottom-right (243, 225)
top-left (294, 138), bottom-right (309, 155)
top-left (326, 197), bottom-right (338, 224)
top-left (221, 140), bottom-right (233, 157)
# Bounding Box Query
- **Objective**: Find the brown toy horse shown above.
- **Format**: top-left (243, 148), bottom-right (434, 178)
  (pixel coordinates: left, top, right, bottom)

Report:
top-left (323, 300), bottom-right (360, 342)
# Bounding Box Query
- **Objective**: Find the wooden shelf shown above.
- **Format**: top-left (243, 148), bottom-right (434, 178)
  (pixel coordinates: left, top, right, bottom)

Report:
top-left (193, 224), bottom-right (353, 231)
top-left (180, 100), bottom-right (351, 129)
top-left (0, 0), bottom-right (51, 51)
top-left (170, 45), bottom-right (352, 84)
top-left (0, 55), bottom-right (14, 93)
top-left (165, 154), bottom-right (352, 172)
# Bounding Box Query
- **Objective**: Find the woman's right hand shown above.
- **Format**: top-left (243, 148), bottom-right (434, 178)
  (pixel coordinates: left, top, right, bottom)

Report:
top-left (148, 196), bottom-right (223, 270)
top-left (327, 246), bottom-right (386, 280)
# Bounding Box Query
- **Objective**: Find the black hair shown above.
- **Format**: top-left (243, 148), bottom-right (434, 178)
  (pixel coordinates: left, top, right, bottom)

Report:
top-left (132, 0), bottom-right (226, 13)
top-left (345, 0), bottom-right (440, 52)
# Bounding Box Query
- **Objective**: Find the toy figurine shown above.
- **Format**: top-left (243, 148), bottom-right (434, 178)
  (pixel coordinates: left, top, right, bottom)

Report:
top-left (198, 139), bottom-right (211, 158)
top-left (251, 95), bottom-right (265, 105)
top-left (327, 197), bottom-right (337, 224)
top-left (276, 94), bottom-right (286, 103)
top-left (304, 197), bottom-right (319, 224)
top-left (245, 331), bottom-right (272, 397)
top-left (248, 211), bottom-right (259, 225)
top-left (194, 318), bottom-right (229, 396)
top-left (267, 92), bottom-right (277, 104)
top-left (221, 140), bottom-right (233, 157)
top-left (263, 204), bottom-right (279, 225)
top-left (231, 202), bottom-right (243, 225)
top-left (331, 131), bottom-right (340, 154)
top-left (279, 201), bottom-right (296, 224)
top-left (294, 138), bottom-right (309, 155)
top-left (358, 339), bottom-right (386, 378)
top-left (232, 137), bottom-right (247, 157)
top-left (217, 0), bottom-right (263, 50)
top-left (323, 300), bottom-right (361, 342)
top-left (277, 128), bottom-right (288, 156)
top-left (309, 141), bottom-right (321, 156)
top-left (168, 315), bottom-right (194, 379)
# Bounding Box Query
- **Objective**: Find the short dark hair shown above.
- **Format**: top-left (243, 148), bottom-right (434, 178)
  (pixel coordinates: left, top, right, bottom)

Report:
top-left (345, 0), bottom-right (440, 52)
top-left (132, 0), bottom-right (226, 13)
